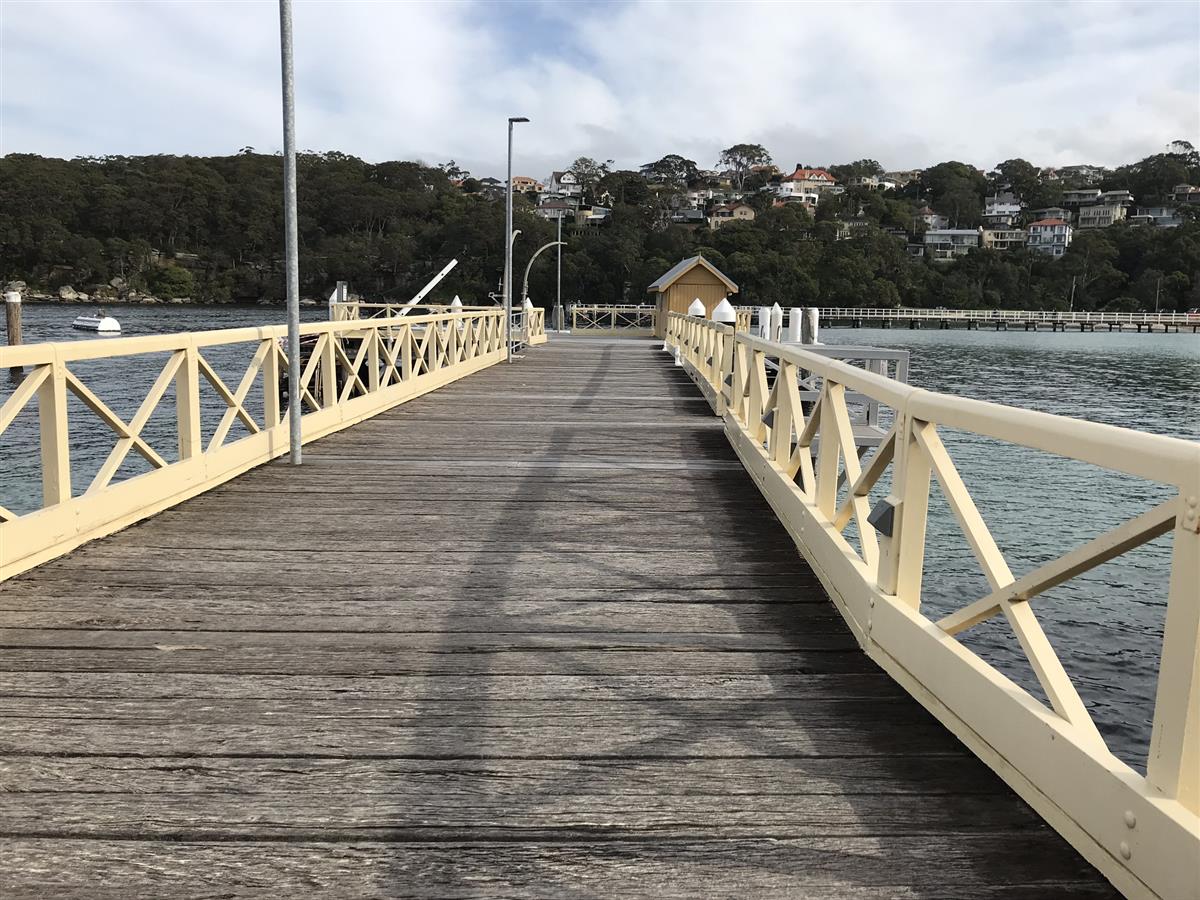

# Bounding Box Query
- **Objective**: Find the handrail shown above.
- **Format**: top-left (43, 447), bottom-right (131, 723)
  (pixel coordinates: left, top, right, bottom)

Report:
top-left (572, 305), bottom-right (657, 333)
top-left (664, 311), bottom-right (1200, 900)
top-left (819, 307), bottom-right (1200, 325)
top-left (0, 309), bottom-right (507, 578)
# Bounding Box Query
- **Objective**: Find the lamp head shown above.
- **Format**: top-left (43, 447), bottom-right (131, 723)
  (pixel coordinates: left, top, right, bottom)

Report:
top-left (509, 116), bottom-right (530, 124)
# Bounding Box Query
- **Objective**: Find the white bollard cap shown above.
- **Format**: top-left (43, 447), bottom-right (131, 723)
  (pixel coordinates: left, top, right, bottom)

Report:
top-left (711, 298), bottom-right (736, 323)
top-left (450, 295), bottom-right (463, 309)
top-left (523, 297), bottom-right (535, 310)
top-left (687, 298), bottom-right (706, 316)
top-left (3, 291), bottom-right (19, 304)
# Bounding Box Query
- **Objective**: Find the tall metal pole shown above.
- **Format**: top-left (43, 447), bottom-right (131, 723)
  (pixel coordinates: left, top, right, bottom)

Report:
top-left (279, 0), bottom-right (302, 464)
top-left (556, 215), bottom-right (563, 331)
top-left (503, 116), bottom-right (528, 363)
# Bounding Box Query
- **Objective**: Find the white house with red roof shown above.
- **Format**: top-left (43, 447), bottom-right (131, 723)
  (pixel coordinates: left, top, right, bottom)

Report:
top-left (773, 166), bottom-right (838, 206)
top-left (1026, 218), bottom-right (1073, 256)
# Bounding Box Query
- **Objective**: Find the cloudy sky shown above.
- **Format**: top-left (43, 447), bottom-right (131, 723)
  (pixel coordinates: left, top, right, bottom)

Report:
top-left (2, 0), bottom-right (1197, 179)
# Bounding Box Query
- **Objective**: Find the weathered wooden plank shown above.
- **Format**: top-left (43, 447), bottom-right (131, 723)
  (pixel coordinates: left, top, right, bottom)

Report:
top-left (0, 648), bottom-right (876, 676)
top-left (0, 791), bottom-right (1043, 838)
top-left (0, 755), bottom-right (996, 796)
top-left (0, 628), bottom-right (854, 652)
top-left (0, 839), bottom-right (1117, 898)
top-left (0, 672), bottom-right (899, 701)
top-left (0, 599), bottom-right (844, 632)
top-left (0, 719), bottom-right (958, 758)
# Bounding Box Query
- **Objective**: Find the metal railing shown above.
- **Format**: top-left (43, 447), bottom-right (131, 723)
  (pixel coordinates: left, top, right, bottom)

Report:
top-left (819, 307), bottom-right (1200, 326)
top-left (665, 311), bottom-right (1199, 900)
top-left (0, 309), bottom-right (507, 578)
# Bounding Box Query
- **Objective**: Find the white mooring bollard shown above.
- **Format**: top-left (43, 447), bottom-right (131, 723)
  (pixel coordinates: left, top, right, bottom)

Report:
top-left (770, 302), bottom-right (783, 342)
top-left (687, 298), bottom-right (706, 317)
top-left (711, 298), bottom-right (736, 324)
top-left (787, 307), bottom-right (802, 342)
top-left (757, 306), bottom-right (770, 339)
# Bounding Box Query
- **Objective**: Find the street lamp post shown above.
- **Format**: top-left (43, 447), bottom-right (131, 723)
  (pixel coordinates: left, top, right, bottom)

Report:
top-left (521, 240), bottom-right (567, 306)
top-left (504, 116), bottom-right (529, 363)
top-left (278, 0), bottom-right (302, 465)
top-left (555, 215), bottom-right (563, 331)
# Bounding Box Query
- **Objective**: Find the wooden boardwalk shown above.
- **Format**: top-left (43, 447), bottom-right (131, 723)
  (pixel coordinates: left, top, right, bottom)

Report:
top-left (0, 336), bottom-right (1115, 897)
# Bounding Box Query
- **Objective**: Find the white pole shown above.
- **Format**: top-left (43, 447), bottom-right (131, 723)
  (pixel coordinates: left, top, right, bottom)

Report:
top-left (279, 0), bottom-right (302, 465)
top-left (787, 307), bottom-right (802, 342)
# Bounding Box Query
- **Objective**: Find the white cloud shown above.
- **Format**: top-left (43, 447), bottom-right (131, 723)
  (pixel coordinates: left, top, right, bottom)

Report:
top-left (1, 0), bottom-right (1196, 178)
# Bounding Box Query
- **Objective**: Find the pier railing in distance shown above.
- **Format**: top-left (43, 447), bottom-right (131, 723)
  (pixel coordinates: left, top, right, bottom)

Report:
top-left (665, 311), bottom-right (1200, 900)
top-left (571, 305), bottom-right (657, 335)
top-left (0, 309), bottom-right (506, 579)
top-left (330, 300), bottom-right (496, 321)
top-left (819, 306), bottom-right (1200, 326)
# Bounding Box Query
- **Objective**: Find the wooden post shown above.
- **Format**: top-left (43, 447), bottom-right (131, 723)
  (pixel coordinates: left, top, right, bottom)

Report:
top-left (5, 291), bottom-right (22, 377)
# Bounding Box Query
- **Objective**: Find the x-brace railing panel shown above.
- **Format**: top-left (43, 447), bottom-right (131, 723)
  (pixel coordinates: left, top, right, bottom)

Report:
top-left (0, 309), bottom-right (509, 580)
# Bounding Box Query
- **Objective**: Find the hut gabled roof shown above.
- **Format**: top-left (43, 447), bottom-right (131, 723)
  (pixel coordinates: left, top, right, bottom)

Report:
top-left (646, 255), bottom-right (739, 294)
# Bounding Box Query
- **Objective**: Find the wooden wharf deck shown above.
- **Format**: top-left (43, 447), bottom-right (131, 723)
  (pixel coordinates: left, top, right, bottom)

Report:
top-left (0, 336), bottom-right (1124, 897)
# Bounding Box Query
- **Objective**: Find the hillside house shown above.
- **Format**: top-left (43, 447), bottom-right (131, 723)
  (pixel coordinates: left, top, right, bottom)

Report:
top-left (1077, 204), bottom-right (1127, 229)
top-left (1128, 206), bottom-right (1181, 228)
top-left (981, 227), bottom-right (1027, 250)
top-left (923, 228), bottom-right (980, 261)
top-left (709, 202), bottom-right (756, 229)
top-left (548, 171), bottom-right (582, 196)
top-left (1027, 219), bottom-right (1072, 256)
top-left (1171, 184), bottom-right (1200, 205)
top-left (511, 176), bottom-right (542, 194)
top-left (916, 206), bottom-right (951, 230)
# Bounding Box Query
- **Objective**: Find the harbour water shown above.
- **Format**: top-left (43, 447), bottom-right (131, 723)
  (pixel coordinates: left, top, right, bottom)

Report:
top-left (2, 304), bottom-right (1198, 771)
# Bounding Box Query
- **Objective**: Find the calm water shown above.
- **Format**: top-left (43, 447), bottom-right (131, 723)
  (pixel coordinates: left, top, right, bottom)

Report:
top-left (2, 306), bottom-right (1198, 770)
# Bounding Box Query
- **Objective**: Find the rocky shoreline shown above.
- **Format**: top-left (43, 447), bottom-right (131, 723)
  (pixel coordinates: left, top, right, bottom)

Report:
top-left (4, 281), bottom-right (320, 307)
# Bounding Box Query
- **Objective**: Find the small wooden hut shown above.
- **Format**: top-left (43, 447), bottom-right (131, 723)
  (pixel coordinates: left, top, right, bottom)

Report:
top-left (647, 255), bottom-right (739, 337)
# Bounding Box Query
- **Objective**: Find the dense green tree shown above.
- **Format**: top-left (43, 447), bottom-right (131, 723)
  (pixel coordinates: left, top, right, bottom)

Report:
top-left (639, 154), bottom-right (699, 187)
top-left (0, 149), bottom-right (1196, 313)
top-left (828, 159), bottom-right (884, 181)
top-left (717, 143), bottom-right (772, 190)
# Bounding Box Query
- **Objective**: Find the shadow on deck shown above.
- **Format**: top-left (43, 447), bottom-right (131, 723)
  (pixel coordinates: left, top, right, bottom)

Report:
top-left (0, 336), bottom-right (1115, 897)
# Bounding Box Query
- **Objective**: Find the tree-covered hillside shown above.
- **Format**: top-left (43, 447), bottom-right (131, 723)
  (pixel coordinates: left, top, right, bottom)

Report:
top-left (1, 148), bottom-right (1198, 312)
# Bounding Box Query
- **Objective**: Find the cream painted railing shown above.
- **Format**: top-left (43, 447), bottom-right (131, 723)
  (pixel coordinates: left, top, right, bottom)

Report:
top-left (571, 305), bottom-right (657, 334)
top-left (0, 309), bottom-right (506, 578)
top-left (525, 306), bottom-right (548, 345)
top-left (665, 311), bottom-right (1200, 900)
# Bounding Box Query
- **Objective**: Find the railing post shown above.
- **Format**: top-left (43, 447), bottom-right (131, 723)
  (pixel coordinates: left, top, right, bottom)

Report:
top-left (38, 353), bottom-right (71, 506)
top-left (366, 326), bottom-right (381, 391)
top-left (1147, 495), bottom-right (1200, 814)
top-left (879, 415), bottom-right (932, 607)
top-left (175, 341), bottom-right (203, 458)
top-left (320, 332), bottom-right (337, 405)
top-left (262, 338), bottom-right (281, 429)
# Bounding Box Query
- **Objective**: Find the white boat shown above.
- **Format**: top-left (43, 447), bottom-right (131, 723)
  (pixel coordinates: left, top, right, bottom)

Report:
top-left (72, 313), bottom-right (121, 334)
